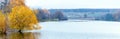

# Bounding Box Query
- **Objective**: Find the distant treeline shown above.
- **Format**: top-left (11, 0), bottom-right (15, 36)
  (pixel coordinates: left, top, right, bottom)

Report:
top-left (36, 9), bottom-right (68, 22)
top-left (48, 9), bottom-right (120, 21)
top-left (99, 13), bottom-right (120, 21)
top-left (49, 9), bottom-right (118, 13)
top-left (35, 9), bottom-right (120, 22)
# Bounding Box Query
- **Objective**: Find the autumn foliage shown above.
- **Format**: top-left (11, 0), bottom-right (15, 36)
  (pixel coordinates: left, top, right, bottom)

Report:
top-left (0, 0), bottom-right (41, 33)
top-left (0, 11), bottom-right (6, 33)
top-left (8, 6), bottom-right (39, 30)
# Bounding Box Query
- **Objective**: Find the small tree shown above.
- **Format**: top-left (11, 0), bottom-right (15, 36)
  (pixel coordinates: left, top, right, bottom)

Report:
top-left (8, 6), bottom-right (39, 32)
top-left (0, 11), bottom-right (6, 33)
top-left (113, 11), bottom-right (120, 21)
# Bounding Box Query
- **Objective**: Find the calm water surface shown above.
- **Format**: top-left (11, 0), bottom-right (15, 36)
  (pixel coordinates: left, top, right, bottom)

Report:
top-left (1, 20), bottom-right (120, 39)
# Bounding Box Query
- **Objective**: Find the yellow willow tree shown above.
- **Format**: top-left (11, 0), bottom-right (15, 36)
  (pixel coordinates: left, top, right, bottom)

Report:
top-left (8, 6), bottom-right (40, 32)
top-left (0, 11), bottom-right (6, 33)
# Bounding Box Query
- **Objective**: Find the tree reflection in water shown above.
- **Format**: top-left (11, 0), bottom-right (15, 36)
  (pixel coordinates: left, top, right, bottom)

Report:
top-left (0, 33), bottom-right (6, 39)
top-left (0, 32), bottom-right (41, 39)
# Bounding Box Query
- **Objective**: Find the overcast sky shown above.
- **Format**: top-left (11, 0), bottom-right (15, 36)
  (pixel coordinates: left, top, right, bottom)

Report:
top-left (25, 0), bottom-right (120, 9)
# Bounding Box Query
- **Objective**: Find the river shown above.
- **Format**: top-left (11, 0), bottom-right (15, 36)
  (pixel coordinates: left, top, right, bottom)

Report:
top-left (1, 20), bottom-right (120, 39)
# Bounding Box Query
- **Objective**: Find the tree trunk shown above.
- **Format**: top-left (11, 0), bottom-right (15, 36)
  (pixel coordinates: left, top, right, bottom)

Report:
top-left (18, 30), bottom-right (22, 33)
